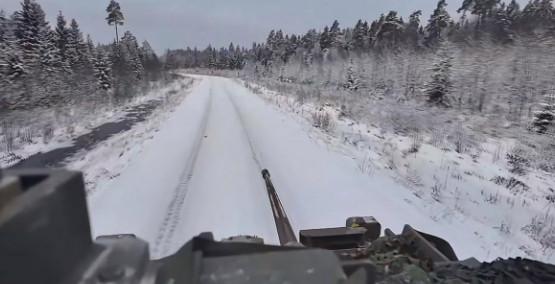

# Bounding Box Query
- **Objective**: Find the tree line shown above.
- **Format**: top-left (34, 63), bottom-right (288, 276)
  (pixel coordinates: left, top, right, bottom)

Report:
top-left (0, 0), bottom-right (163, 111)
top-left (164, 0), bottom-right (555, 133)
top-left (167, 0), bottom-right (555, 70)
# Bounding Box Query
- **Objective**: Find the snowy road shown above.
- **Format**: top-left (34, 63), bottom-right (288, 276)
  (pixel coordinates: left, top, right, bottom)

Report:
top-left (89, 76), bottom-right (505, 261)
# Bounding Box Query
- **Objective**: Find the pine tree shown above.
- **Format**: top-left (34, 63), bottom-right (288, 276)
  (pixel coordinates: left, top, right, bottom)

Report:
top-left (12, 0), bottom-right (52, 71)
top-left (0, 10), bottom-right (10, 77)
top-left (140, 40), bottom-right (162, 80)
top-left (409, 10), bottom-right (422, 29)
top-left (106, 0), bottom-right (124, 43)
top-left (507, 0), bottom-right (521, 21)
top-left (86, 34), bottom-right (95, 57)
top-left (521, 0), bottom-right (554, 30)
top-left (425, 0), bottom-right (451, 46)
top-left (458, 0), bottom-right (501, 22)
top-left (0, 10), bottom-right (23, 88)
top-left (532, 93), bottom-right (555, 133)
top-left (253, 65), bottom-right (260, 80)
top-left (94, 51), bottom-right (111, 90)
top-left (351, 20), bottom-right (367, 51)
top-left (0, 10), bottom-right (24, 85)
top-left (37, 30), bottom-right (58, 77)
top-left (110, 40), bottom-right (129, 78)
top-left (301, 29), bottom-right (318, 50)
top-left (408, 10), bottom-right (423, 47)
top-left (110, 40), bottom-right (133, 96)
top-left (377, 11), bottom-right (404, 46)
top-left (344, 58), bottom-right (359, 91)
top-left (0, 10), bottom-right (6, 42)
top-left (67, 19), bottom-right (91, 74)
top-left (266, 30), bottom-right (276, 50)
top-left (54, 12), bottom-right (71, 73)
top-left (121, 31), bottom-right (143, 80)
top-left (319, 26), bottom-right (332, 50)
top-left (329, 20), bottom-right (341, 47)
top-left (425, 41), bottom-right (452, 107)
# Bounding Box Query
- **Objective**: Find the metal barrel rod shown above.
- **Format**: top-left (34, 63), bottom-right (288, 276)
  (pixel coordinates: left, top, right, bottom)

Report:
top-left (261, 169), bottom-right (297, 245)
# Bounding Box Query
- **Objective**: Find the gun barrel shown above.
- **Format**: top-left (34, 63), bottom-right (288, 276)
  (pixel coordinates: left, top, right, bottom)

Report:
top-left (261, 169), bottom-right (297, 245)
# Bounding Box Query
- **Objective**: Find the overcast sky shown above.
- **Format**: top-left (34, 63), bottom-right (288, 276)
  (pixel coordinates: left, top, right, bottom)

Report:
top-left (2, 0), bottom-right (528, 54)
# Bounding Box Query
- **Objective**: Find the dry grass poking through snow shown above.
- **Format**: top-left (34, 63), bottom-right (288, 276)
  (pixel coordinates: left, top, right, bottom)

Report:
top-left (241, 78), bottom-right (555, 263)
top-left (0, 75), bottom-right (194, 169)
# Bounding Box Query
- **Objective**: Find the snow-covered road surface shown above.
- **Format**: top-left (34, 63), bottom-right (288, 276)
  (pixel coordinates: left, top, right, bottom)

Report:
top-left (89, 75), bottom-right (519, 261)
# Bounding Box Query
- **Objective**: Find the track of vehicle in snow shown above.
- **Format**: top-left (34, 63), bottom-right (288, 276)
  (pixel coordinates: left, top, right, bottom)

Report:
top-left (158, 80), bottom-right (278, 255)
top-left (152, 86), bottom-right (213, 256)
top-left (89, 76), bottom-right (537, 263)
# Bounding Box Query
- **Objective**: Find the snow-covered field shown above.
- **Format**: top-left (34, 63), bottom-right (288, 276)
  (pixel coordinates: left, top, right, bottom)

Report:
top-left (0, 77), bottom-right (195, 168)
top-left (241, 79), bottom-right (555, 263)
top-left (84, 75), bottom-right (554, 264)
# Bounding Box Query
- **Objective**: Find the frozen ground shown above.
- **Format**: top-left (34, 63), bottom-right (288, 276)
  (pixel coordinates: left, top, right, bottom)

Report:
top-left (86, 75), bottom-right (553, 263)
top-left (241, 79), bottom-right (555, 263)
top-left (0, 77), bottom-right (194, 168)
top-left (65, 78), bottom-right (198, 194)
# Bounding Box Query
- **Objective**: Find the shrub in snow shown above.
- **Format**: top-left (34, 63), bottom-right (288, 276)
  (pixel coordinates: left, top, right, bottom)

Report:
top-left (506, 150), bottom-right (530, 176)
top-left (408, 128), bottom-right (421, 153)
top-left (494, 221), bottom-right (511, 235)
top-left (447, 125), bottom-right (474, 154)
top-left (312, 110), bottom-right (334, 133)
top-left (531, 93), bottom-right (555, 133)
top-left (491, 176), bottom-right (529, 194)
top-left (521, 212), bottom-right (555, 250)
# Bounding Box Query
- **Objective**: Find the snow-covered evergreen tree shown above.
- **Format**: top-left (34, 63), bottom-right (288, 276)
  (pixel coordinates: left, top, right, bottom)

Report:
top-left (319, 26), bottom-right (332, 50)
top-left (110, 40), bottom-right (129, 78)
top-left (351, 20), bottom-right (368, 51)
top-left (329, 20), bottom-right (341, 47)
top-left (0, 10), bottom-right (12, 80)
top-left (458, 0), bottom-right (501, 22)
top-left (37, 30), bottom-right (58, 78)
top-left (54, 12), bottom-right (71, 73)
top-left (407, 10), bottom-right (423, 47)
top-left (140, 40), bottom-right (162, 80)
top-left (425, 0), bottom-right (451, 46)
top-left (532, 93), bottom-right (555, 133)
top-left (94, 52), bottom-right (111, 90)
top-left (425, 41), bottom-right (452, 107)
top-left (0, 11), bottom-right (24, 85)
top-left (301, 29), bottom-right (318, 50)
top-left (12, 0), bottom-right (51, 72)
top-left (377, 11), bottom-right (404, 46)
top-left (66, 19), bottom-right (80, 70)
top-left (344, 58), bottom-right (359, 91)
top-left (121, 31), bottom-right (143, 80)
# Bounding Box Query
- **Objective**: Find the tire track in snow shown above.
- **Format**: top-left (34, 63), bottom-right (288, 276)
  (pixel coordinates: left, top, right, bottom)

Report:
top-left (152, 85), bottom-right (212, 257)
top-left (225, 85), bottom-right (263, 171)
top-left (225, 84), bottom-right (294, 244)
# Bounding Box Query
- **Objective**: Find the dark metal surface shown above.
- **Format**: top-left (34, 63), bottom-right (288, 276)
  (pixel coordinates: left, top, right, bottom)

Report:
top-left (261, 169), bottom-right (297, 245)
top-left (401, 225), bottom-right (458, 262)
top-left (0, 169), bottom-right (92, 284)
top-left (299, 227), bottom-right (367, 250)
top-left (0, 170), bottom-right (164, 284)
top-left (3, 168), bottom-right (554, 284)
top-left (346, 216), bottom-right (381, 241)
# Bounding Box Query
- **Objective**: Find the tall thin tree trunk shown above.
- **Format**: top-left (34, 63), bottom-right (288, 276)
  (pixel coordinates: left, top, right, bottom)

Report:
top-left (115, 24), bottom-right (119, 44)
